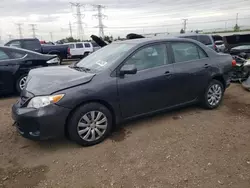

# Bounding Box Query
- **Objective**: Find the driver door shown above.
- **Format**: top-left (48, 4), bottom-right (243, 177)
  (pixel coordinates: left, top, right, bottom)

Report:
top-left (117, 43), bottom-right (175, 118)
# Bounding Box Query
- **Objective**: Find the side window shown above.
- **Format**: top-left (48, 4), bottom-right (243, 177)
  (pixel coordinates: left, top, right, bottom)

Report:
top-left (198, 35), bottom-right (212, 45)
top-left (23, 40), bottom-right (40, 50)
top-left (84, 43), bottom-right (91, 48)
top-left (69, 44), bottom-right (75, 49)
top-left (0, 50), bottom-right (10, 60)
top-left (125, 44), bottom-right (168, 71)
top-left (172, 42), bottom-right (200, 63)
top-left (7, 41), bottom-right (21, 48)
top-left (197, 47), bottom-right (208, 59)
top-left (76, 43), bottom-right (83, 48)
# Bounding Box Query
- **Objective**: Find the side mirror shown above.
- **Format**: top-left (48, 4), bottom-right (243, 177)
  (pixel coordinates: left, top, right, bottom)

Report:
top-left (120, 64), bottom-right (137, 76)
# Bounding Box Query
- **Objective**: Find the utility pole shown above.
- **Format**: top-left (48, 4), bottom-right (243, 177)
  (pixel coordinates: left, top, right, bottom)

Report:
top-left (236, 13), bottom-right (239, 25)
top-left (70, 2), bottom-right (85, 40)
top-left (92, 4), bottom-right (107, 38)
top-left (69, 21), bottom-right (73, 38)
top-left (29, 24), bottom-right (37, 38)
top-left (49, 32), bottom-right (53, 42)
top-left (182, 19), bottom-right (188, 33)
top-left (8, 34), bottom-right (12, 40)
top-left (16, 23), bottom-right (23, 39)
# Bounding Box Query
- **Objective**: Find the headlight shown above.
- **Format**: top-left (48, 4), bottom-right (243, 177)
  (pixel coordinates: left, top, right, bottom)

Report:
top-left (47, 57), bottom-right (60, 64)
top-left (27, 94), bottom-right (64, 109)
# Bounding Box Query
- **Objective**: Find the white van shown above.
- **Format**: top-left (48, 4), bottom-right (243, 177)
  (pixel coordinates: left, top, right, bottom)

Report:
top-left (66, 42), bottom-right (93, 59)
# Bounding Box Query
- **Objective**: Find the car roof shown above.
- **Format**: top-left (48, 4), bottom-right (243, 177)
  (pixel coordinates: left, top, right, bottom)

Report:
top-left (175, 33), bottom-right (212, 37)
top-left (0, 46), bottom-right (43, 55)
top-left (113, 37), bottom-right (200, 45)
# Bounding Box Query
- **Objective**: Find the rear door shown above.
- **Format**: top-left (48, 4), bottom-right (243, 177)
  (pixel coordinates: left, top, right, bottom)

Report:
top-left (68, 43), bottom-right (77, 56)
top-left (169, 41), bottom-right (211, 104)
top-left (75, 43), bottom-right (84, 56)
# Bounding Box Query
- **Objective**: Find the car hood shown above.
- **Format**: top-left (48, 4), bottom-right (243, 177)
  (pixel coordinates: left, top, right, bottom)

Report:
top-left (223, 34), bottom-right (250, 50)
top-left (25, 66), bottom-right (95, 95)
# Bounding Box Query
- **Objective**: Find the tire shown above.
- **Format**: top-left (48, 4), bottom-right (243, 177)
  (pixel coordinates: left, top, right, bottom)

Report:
top-left (68, 103), bottom-right (113, 146)
top-left (57, 55), bottom-right (63, 65)
top-left (202, 80), bottom-right (224, 109)
top-left (16, 74), bottom-right (28, 93)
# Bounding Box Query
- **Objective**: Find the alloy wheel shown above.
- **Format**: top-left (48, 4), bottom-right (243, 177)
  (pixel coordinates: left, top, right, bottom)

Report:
top-left (19, 76), bottom-right (27, 90)
top-left (77, 111), bottom-right (108, 142)
top-left (207, 84), bottom-right (222, 106)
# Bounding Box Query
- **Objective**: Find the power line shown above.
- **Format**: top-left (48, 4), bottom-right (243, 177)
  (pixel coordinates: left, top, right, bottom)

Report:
top-left (29, 24), bottom-right (37, 38)
top-left (16, 23), bottom-right (23, 39)
top-left (92, 4), bottom-right (107, 38)
top-left (70, 2), bottom-right (85, 40)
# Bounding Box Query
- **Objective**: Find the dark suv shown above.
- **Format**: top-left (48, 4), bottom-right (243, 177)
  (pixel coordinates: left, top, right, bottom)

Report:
top-left (12, 38), bottom-right (233, 146)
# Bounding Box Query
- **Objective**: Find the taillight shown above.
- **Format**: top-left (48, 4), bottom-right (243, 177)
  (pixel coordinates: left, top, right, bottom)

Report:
top-left (214, 44), bottom-right (218, 52)
top-left (67, 47), bottom-right (71, 55)
top-left (232, 59), bottom-right (237, 67)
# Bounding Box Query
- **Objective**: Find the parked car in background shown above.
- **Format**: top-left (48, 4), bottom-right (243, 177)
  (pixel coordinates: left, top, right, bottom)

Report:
top-left (0, 46), bottom-right (60, 94)
top-left (177, 34), bottom-right (222, 52)
top-left (223, 34), bottom-right (250, 58)
top-left (5, 38), bottom-right (70, 64)
top-left (66, 42), bottom-right (93, 59)
top-left (215, 40), bottom-right (225, 52)
top-left (12, 37), bottom-right (233, 146)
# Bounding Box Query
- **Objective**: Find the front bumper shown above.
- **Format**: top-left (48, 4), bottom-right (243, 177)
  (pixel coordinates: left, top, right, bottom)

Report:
top-left (12, 101), bottom-right (71, 140)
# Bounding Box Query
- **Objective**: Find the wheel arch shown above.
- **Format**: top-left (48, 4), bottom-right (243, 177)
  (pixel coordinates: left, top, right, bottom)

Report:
top-left (211, 74), bottom-right (226, 89)
top-left (65, 99), bottom-right (117, 136)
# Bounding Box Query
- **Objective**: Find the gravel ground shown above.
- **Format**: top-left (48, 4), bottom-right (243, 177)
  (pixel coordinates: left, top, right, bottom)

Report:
top-left (0, 84), bottom-right (250, 188)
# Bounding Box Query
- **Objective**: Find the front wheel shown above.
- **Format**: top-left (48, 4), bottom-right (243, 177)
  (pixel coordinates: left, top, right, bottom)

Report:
top-left (202, 80), bottom-right (224, 109)
top-left (16, 74), bottom-right (27, 93)
top-left (68, 103), bottom-right (113, 146)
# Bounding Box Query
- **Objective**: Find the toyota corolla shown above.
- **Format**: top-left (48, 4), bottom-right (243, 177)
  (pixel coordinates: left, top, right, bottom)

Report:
top-left (12, 38), bottom-right (233, 146)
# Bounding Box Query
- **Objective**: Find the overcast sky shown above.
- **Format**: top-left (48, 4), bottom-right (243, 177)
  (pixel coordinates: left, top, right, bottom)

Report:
top-left (0, 0), bottom-right (250, 42)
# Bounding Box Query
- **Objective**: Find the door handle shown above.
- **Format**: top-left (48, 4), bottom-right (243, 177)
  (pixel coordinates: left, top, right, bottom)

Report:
top-left (164, 71), bottom-right (172, 77)
top-left (204, 64), bottom-right (210, 68)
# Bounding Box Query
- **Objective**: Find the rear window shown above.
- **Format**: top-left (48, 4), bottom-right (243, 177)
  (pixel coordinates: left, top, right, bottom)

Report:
top-left (84, 43), bottom-right (91, 48)
top-left (23, 40), bottom-right (41, 50)
top-left (76, 43), bottom-right (83, 48)
top-left (198, 35), bottom-right (212, 45)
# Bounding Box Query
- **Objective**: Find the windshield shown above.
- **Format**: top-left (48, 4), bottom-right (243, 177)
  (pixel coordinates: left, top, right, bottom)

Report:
top-left (76, 43), bottom-right (135, 71)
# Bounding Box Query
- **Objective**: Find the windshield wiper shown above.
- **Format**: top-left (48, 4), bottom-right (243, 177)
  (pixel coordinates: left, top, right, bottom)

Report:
top-left (69, 65), bottom-right (91, 72)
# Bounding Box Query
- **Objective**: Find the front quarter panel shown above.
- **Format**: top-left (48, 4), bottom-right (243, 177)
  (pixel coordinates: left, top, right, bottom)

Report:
top-left (54, 73), bottom-right (120, 119)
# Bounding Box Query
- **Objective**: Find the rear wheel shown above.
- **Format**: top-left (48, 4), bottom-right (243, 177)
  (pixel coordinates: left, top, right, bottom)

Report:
top-left (202, 80), bottom-right (224, 109)
top-left (16, 74), bottom-right (27, 93)
top-left (68, 103), bottom-right (113, 146)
